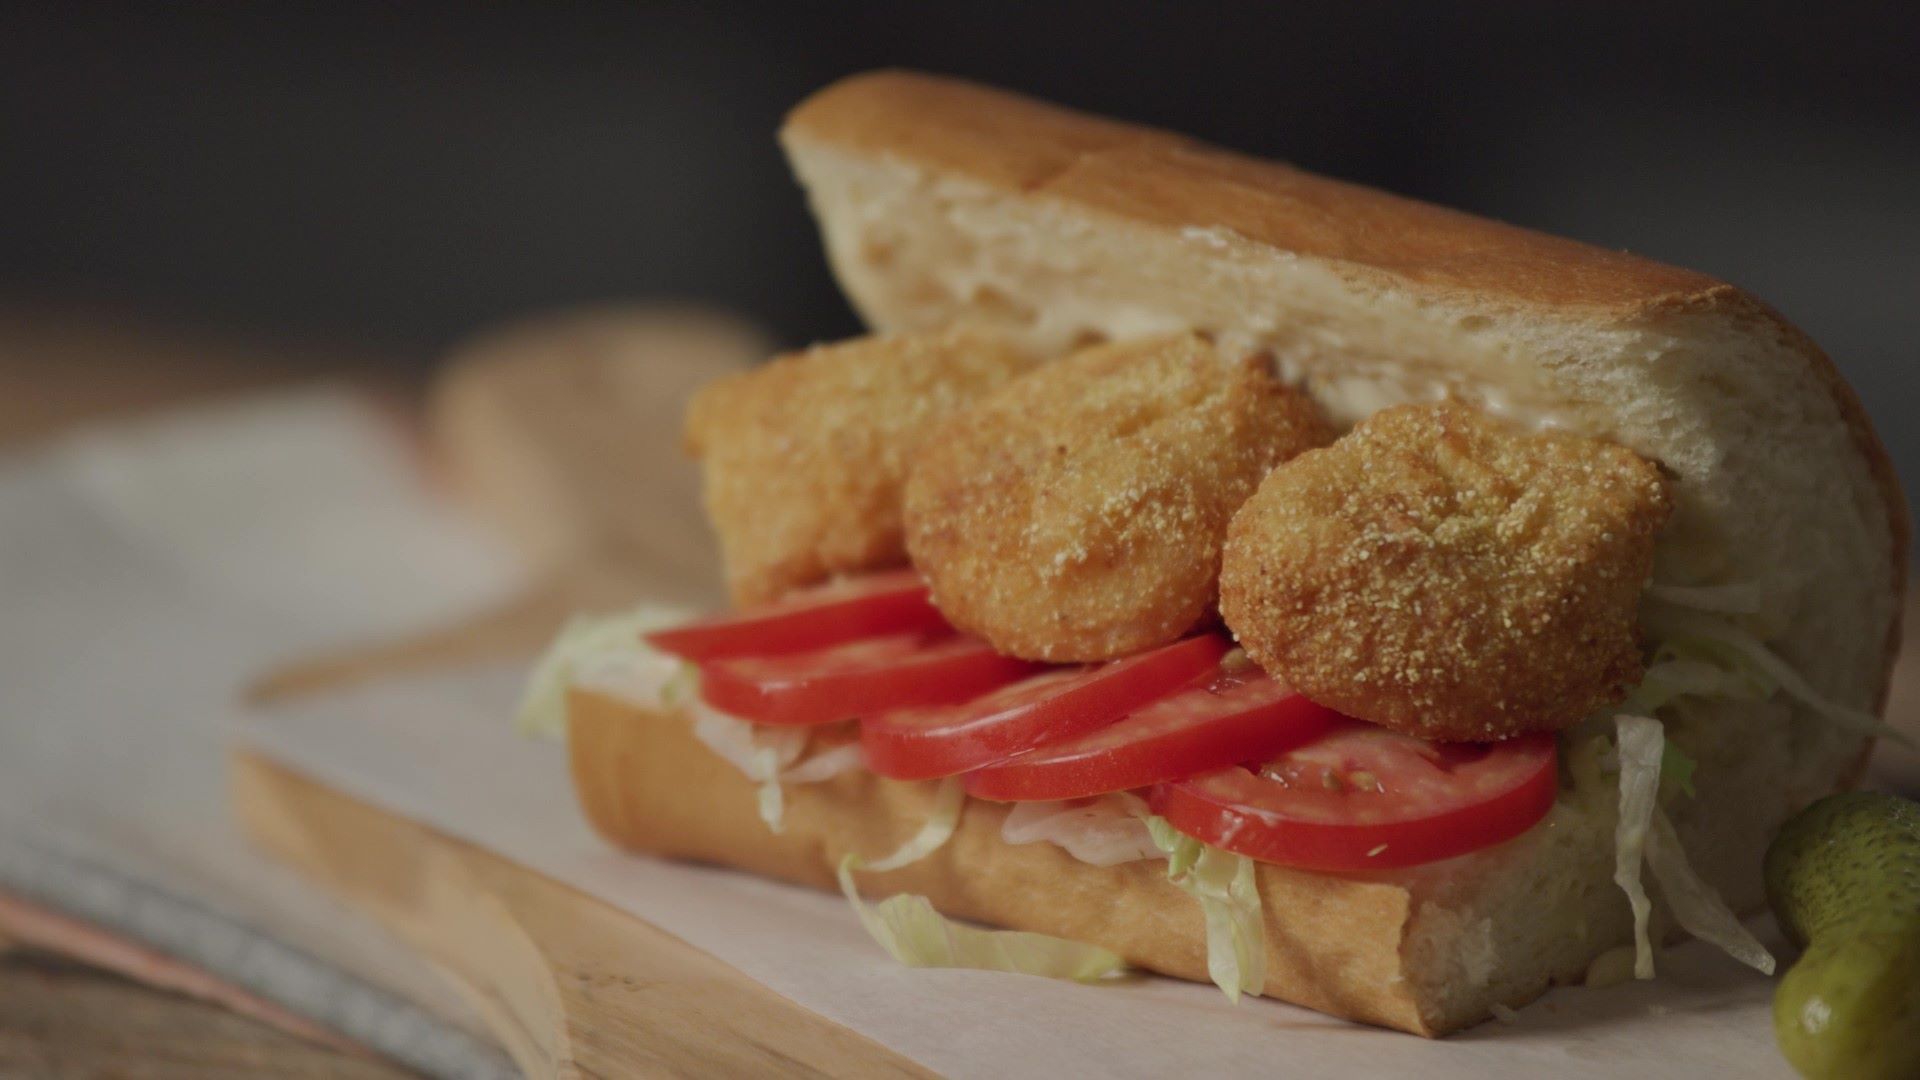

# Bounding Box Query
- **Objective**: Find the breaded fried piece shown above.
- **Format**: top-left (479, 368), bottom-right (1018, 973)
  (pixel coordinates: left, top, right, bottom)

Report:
top-left (686, 328), bottom-right (1035, 606)
top-left (1220, 402), bottom-right (1672, 741)
top-left (904, 333), bottom-right (1331, 662)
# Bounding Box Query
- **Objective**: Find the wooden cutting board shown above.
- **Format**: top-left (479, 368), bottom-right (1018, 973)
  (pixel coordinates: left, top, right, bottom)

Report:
top-left (233, 751), bottom-right (931, 1079)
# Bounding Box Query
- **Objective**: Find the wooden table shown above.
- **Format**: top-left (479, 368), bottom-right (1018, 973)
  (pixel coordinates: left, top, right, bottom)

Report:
top-left (0, 304), bottom-right (420, 1079)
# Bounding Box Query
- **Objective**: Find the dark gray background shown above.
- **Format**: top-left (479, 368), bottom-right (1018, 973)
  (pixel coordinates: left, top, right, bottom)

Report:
top-left (3, 1), bottom-right (1915, 495)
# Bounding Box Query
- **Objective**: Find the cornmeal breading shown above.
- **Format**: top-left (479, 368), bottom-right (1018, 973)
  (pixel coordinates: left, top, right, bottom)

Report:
top-left (904, 333), bottom-right (1331, 662)
top-left (686, 328), bottom-right (1035, 605)
top-left (1220, 402), bottom-right (1672, 741)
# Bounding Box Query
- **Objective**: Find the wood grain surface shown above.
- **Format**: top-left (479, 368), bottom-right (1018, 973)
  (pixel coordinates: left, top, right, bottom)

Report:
top-left (234, 753), bottom-right (930, 1079)
top-left (0, 953), bottom-right (403, 1080)
top-left (425, 305), bottom-right (763, 608)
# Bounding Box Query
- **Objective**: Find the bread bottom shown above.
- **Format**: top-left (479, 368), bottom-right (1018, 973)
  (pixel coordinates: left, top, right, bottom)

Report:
top-left (567, 688), bottom-right (1654, 1035)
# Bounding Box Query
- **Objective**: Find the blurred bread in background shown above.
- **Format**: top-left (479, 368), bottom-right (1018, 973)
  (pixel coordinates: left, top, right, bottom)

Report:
top-left (428, 304), bottom-right (769, 608)
top-left (253, 304), bottom-right (769, 702)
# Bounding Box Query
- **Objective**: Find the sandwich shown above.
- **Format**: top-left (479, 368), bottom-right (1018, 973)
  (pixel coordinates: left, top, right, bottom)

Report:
top-left (518, 71), bottom-right (1907, 1036)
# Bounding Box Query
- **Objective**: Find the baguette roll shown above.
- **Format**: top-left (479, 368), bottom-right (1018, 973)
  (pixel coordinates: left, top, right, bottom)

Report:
top-left (571, 71), bottom-right (1906, 1035)
top-left (572, 687), bottom-right (1567, 1035)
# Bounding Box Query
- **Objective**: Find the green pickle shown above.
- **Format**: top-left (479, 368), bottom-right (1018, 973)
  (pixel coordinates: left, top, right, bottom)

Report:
top-left (1764, 791), bottom-right (1920, 1080)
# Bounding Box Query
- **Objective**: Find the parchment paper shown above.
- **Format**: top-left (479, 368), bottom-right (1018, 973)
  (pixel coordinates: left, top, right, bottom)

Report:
top-left (244, 664), bottom-right (1798, 1079)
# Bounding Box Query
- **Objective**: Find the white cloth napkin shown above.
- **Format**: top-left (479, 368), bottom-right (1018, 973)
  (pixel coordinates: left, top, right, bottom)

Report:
top-left (0, 387), bottom-right (523, 1078)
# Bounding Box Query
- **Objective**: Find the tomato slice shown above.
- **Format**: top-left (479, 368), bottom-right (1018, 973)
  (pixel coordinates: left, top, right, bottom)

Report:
top-left (699, 633), bottom-right (1043, 726)
top-left (860, 635), bottom-right (1232, 781)
top-left (962, 668), bottom-right (1342, 802)
top-left (645, 570), bottom-right (945, 662)
top-left (1150, 725), bottom-right (1558, 871)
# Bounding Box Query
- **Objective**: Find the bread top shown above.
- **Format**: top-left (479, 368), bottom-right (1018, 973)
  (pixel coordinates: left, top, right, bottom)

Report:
top-left (779, 70), bottom-right (1906, 810)
top-left (785, 71), bottom-right (1722, 315)
top-left (781, 72), bottom-right (1901, 549)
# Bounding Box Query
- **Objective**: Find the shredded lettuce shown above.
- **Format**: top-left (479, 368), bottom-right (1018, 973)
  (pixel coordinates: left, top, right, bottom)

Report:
top-left (1612, 714), bottom-right (1663, 980)
top-left (869, 778), bottom-right (967, 872)
top-left (689, 702), bottom-right (809, 777)
top-left (837, 780), bottom-right (1126, 982)
top-left (1644, 606), bottom-right (1911, 747)
top-left (665, 664), bottom-right (697, 707)
top-left (690, 708), bottom-right (864, 834)
top-left (1145, 816), bottom-right (1266, 1002)
top-left (520, 603), bottom-right (861, 835)
top-left (515, 605), bottom-right (691, 739)
top-left (834, 857), bottom-right (1125, 981)
top-left (690, 707), bottom-right (861, 834)
top-left (1611, 714), bottom-right (1777, 979)
top-left (998, 794), bottom-right (1161, 867)
top-left (779, 742), bottom-right (865, 784)
top-left (755, 753), bottom-right (786, 832)
top-left (1156, 818), bottom-right (1202, 880)
top-left (1660, 744), bottom-right (1698, 799)
top-left (1618, 656), bottom-right (1769, 716)
top-left (1594, 582), bottom-right (1861, 982)
top-left (1645, 808), bottom-right (1776, 975)
top-left (688, 703), bottom-right (809, 834)
top-left (1645, 581), bottom-right (1765, 615)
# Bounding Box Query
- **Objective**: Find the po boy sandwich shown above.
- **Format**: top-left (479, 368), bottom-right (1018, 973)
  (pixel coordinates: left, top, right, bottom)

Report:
top-left (519, 71), bottom-right (1907, 1035)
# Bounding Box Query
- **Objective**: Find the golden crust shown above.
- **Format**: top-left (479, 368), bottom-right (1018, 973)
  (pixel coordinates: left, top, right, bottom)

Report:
top-left (1220, 403), bottom-right (1672, 741)
top-left (783, 71), bottom-right (1720, 314)
top-left (566, 686), bottom-right (1460, 1035)
top-left (780, 75), bottom-right (1907, 685)
top-left (902, 334), bottom-right (1330, 661)
top-left (685, 328), bottom-right (1035, 605)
